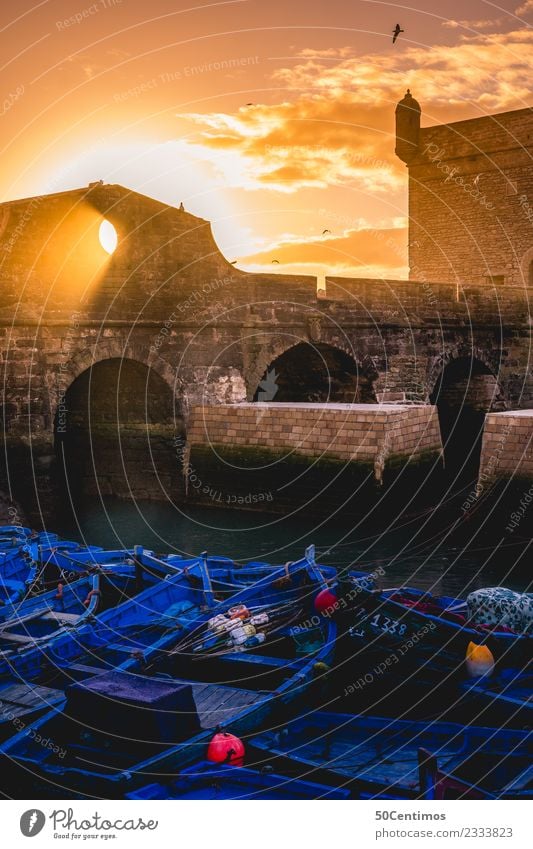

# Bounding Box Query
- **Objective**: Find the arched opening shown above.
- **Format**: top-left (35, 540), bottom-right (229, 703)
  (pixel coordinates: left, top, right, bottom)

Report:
top-left (55, 358), bottom-right (183, 503)
top-left (253, 343), bottom-right (376, 403)
top-left (430, 357), bottom-right (504, 481)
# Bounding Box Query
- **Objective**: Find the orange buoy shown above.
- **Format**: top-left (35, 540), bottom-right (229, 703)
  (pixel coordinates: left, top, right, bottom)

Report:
top-left (465, 641), bottom-right (495, 678)
top-left (55, 582), bottom-right (64, 600)
top-left (207, 730), bottom-right (245, 766)
top-left (314, 588), bottom-right (337, 616)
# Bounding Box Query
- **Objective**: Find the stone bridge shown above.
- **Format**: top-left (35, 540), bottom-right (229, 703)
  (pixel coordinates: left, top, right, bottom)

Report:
top-left (0, 184), bottom-right (531, 518)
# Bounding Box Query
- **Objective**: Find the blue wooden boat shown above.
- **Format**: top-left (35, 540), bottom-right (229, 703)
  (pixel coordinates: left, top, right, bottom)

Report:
top-left (0, 525), bottom-right (32, 535)
top-left (0, 547), bottom-right (328, 731)
top-left (0, 530), bottom-right (68, 550)
top-left (15, 543), bottom-right (335, 596)
top-left (2, 548), bottom-right (336, 798)
top-left (0, 547), bottom-right (308, 688)
top-left (457, 668), bottom-right (532, 729)
top-left (0, 540), bottom-right (119, 602)
top-left (0, 565), bottom-right (211, 736)
top-left (0, 571), bottom-right (139, 657)
top-left (0, 544), bottom-right (177, 626)
top-left (418, 743), bottom-right (533, 800)
top-left (248, 711), bottom-right (533, 799)
top-left (340, 584), bottom-right (532, 687)
top-left (126, 760), bottom-right (349, 800)
top-left (0, 527), bottom-right (32, 551)
top-left (0, 547), bottom-right (32, 606)
top-left (153, 550), bottom-right (341, 596)
top-left (0, 536), bottom-right (29, 553)
top-left (16, 543), bottom-right (133, 587)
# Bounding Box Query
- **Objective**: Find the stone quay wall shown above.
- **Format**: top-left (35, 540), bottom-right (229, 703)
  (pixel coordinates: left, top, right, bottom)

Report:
top-left (478, 410), bottom-right (533, 484)
top-left (187, 402), bottom-right (443, 484)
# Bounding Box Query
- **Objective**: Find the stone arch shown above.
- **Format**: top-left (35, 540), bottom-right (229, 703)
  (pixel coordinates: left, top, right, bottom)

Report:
top-left (426, 345), bottom-right (506, 403)
top-left (429, 352), bottom-right (505, 480)
top-left (62, 338), bottom-right (179, 397)
top-left (250, 340), bottom-right (378, 403)
top-left (54, 352), bottom-right (184, 504)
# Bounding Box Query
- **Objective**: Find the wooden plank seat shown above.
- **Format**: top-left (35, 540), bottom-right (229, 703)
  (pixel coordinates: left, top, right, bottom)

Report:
top-left (0, 684), bottom-right (64, 719)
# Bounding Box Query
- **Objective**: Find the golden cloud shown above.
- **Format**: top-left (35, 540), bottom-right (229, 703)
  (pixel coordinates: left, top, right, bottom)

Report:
top-left (516, 1), bottom-right (533, 15)
top-left (238, 225), bottom-right (408, 276)
top-left (180, 28), bottom-right (533, 195)
top-left (273, 29), bottom-right (533, 111)
top-left (296, 47), bottom-right (356, 58)
top-left (442, 18), bottom-right (504, 29)
top-left (183, 99), bottom-right (402, 192)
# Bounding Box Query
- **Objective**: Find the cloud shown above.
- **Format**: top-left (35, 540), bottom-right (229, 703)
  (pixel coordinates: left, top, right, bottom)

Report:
top-left (296, 47), bottom-right (355, 58)
top-left (237, 224), bottom-right (409, 278)
top-left (442, 18), bottom-right (504, 29)
top-left (516, 1), bottom-right (533, 15)
top-left (182, 100), bottom-right (402, 192)
top-left (272, 29), bottom-right (533, 110)
top-left (179, 27), bottom-right (533, 197)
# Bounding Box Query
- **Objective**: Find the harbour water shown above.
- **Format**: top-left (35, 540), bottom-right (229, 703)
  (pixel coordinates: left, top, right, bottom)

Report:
top-left (56, 495), bottom-right (531, 599)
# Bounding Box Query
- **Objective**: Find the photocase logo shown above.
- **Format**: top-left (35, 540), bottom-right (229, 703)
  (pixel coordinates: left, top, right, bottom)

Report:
top-left (20, 810), bottom-right (46, 837)
top-left (257, 368), bottom-right (278, 402)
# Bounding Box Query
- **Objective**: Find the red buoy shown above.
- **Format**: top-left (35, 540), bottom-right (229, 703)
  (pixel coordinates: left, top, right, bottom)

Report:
top-left (207, 730), bottom-right (245, 767)
top-left (314, 588), bottom-right (337, 616)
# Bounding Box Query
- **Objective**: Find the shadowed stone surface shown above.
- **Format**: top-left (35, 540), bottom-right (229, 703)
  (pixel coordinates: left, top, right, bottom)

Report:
top-left (0, 180), bottom-right (531, 519)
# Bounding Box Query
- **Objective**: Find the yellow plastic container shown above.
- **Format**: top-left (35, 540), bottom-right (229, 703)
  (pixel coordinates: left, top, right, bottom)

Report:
top-left (465, 641), bottom-right (495, 678)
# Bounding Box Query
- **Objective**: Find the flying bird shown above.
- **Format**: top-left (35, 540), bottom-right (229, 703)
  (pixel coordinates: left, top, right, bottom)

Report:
top-left (322, 229), bottom-right (331, 235)
top-left (271, 259), bottom-right (280, 264)
top-left (392, 24), bottom-right (404, 44)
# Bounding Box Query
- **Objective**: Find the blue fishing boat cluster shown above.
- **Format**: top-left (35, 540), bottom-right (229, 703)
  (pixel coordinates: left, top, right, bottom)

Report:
top-left (0, 525), bottom-right (530, 800)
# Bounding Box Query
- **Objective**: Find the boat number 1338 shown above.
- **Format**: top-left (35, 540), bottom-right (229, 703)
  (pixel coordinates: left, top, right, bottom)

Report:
top-left (368, 612), bottom-right (407, 636)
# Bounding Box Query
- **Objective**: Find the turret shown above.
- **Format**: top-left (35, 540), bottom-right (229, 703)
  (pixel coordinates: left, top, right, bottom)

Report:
top-left (395, 89), bottom-right (421, 164)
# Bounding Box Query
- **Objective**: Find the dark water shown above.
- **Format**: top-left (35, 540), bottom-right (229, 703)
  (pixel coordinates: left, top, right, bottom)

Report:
top-left (56, 497), bottom-right (532, 599)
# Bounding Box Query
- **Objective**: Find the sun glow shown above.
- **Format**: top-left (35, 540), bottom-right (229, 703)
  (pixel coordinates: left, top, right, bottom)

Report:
top-left (99, 219), bottom-right (118, 254)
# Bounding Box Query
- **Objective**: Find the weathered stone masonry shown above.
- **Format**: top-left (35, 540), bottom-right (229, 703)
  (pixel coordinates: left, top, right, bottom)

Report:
top-left (479, 411), bottom-right (533, 485)
top-left (185, 403), bottom-right (443, 514)
top-left (0, 101), bottom-right (532, 518)
top-left (188, 400), bottom-right (441, 474)
top-left (396, 92), bottom-right (533, 287)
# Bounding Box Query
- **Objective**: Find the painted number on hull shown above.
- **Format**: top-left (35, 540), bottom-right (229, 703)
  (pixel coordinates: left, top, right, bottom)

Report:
top-left (369, 613), bottom-right (407, 636)
top-left (349, 608), bottom-right (407, 638)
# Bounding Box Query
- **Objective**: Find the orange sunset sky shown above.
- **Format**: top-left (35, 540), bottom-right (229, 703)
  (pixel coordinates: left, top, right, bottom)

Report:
top-left (1, 0), bottom-right (532, 279)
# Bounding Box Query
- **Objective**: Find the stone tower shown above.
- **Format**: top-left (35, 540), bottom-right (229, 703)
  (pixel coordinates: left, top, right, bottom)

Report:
top-left (395, 89), bottom-right (421, 164)
top-left (396, 95), bottom-right (533, 286)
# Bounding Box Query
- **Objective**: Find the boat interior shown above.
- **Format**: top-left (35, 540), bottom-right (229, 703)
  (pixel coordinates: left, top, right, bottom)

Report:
top-left (249, 713), bottom-right (533, 795)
